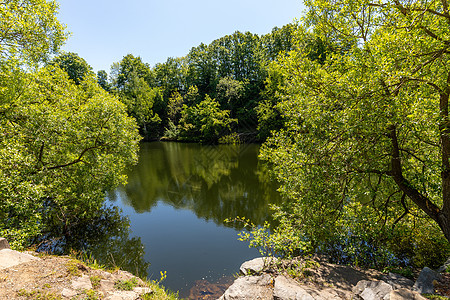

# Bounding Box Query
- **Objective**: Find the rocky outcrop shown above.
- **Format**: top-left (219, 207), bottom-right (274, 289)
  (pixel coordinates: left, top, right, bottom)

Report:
top-left (0, 238), bottom-right (153, 300)
top-left (240, 257), bottom-right (278, 275)
top-left (219, 257), bottom-right (447, 300)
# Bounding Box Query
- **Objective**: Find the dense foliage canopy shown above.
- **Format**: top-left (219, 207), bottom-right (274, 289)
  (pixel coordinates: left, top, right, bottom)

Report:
top-left (0, 0), bottom-right (140, 249)
top-left (249, 0), bottom-right (450, 268)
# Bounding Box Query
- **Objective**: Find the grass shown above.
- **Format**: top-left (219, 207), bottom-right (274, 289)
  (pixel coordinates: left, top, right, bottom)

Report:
top-left (142, 280), bottom-right (180, 300)
top-left (17, 289), bottom-right (62, 300)
top-left (90, 275), bottom-right (101, 289)
top-left (423, 295), bottom-right (449, 299)
top-left (66, 260), bottom-right (81, 277)
top-left (114, 277), bottom-right (139, 291)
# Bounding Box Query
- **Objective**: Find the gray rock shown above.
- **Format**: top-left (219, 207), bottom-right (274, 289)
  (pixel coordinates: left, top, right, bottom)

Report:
top-left (105, 291), bottom-right (138, 300)
top-left (413, 267), bottom-right (441, 294)
top-left (61, 288), bottom-right (78, 298)
top-left (382, 272), bottom-right (414, 290)
top-left (353, 280), bottom-right (393, 300)
top-left (218, 274), bottom-right (273, 300)
top-left (0, 249), bottom-right (40, 269)
top-left (437, 257), bottom-right (450, 273)
top-left (133, 287), bottom-right (152, 295)
top-left (389, 288), bottom-right (427, 300)
top-left (100, 279), bottom-right (115, 293)
top-left (0, 238), bottom-right (10, 250)
top-left (273, 275), bottom-right (314, 300)
top-left (239, 257), bottom-right (278, 275)
top-left (71, 274), bottom-right (93, 290)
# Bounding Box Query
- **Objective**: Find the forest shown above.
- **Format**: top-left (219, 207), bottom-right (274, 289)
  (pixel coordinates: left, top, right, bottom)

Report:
top-left (2, 0), bottom-right (450, 275)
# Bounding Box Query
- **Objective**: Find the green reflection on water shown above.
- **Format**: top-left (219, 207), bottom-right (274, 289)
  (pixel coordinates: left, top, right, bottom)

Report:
top-left (115, 142), bottom-right (282, 229)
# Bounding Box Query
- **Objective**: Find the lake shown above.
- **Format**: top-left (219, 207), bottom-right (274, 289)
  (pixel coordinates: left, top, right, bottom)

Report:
top-left (106, 142), bottom-right (282, 298)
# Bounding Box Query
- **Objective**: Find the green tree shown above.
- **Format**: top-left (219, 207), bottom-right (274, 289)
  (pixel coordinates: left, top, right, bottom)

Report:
top-left (215, 77), bottom-right (245, 115)
top-left (0, 1), bottom-right (140, 249)
top-left (97, 70), bottom-right (110, 91)
top-left (178, 95), bottom-right (236, 143)
top-left (0, 0), bottom-right (66, 63)
top-left (256, 0), bottom-right (450, 267)
top-left (111, 55), bottom-right (162, 139)
top-left (51, 52), bottom-right (93, 84)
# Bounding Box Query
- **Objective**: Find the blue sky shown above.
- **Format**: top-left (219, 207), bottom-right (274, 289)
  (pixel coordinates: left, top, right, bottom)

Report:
top-left (57, 0), bottom-right (304, 73)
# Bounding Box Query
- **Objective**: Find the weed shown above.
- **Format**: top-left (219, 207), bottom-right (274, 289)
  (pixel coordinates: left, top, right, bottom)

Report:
top-left (66, 260), bottom-right (81, 277)
top-left (17, 289), bottom-right (62, 300)
top-left (423, 295), bottom-right (449, 300)
top-left (84, 289), bottom-right (101, 300)
top-left (114, 277), bottom-right (138, 291)
top-left (90, 275), bottom-right (101, 290)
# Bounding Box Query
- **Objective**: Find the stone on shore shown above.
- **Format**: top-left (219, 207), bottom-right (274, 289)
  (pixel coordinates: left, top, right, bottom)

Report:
top-left (273, 275), bottom-right (314, 300)
top-left (239, 257), bottom-right (278, 275)
top-left (389, 288), bottom-right (427, 300)
top-left (0, 238), bottom-right (10, 250)
top-left (0, 249), bottom-right (40, 269)
top-left (218, 274), bottom-right (273, 300)
top-left (413, 267), bottom-right (440, 294)
top-left (353, 280), bottom-right (393, 300)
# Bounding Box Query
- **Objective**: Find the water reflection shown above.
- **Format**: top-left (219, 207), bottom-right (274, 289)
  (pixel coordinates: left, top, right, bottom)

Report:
top-left (38, 205), bottom-right (149, 277)
top-left (116, 142), bottom-right (282, 228)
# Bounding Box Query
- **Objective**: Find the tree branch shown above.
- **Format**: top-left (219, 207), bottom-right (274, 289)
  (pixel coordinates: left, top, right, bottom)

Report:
top-left (388, 125), bottom-right (441, 221)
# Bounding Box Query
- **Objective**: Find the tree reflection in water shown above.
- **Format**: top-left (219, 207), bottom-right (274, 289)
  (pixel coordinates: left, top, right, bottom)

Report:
top-left (116, 142), bottom-right (282, 229)
top-left (37, 205), bottom-right (149, 278)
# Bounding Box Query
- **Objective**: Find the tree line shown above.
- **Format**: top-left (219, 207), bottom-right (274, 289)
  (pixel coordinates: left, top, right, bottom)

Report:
top-left (89, 24), bottom-right (300, 143)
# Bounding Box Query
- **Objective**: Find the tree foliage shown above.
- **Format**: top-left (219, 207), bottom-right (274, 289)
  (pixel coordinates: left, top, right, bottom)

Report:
top-left (0, 1), bottom-right (140, 248)
top-left (51, 52), bottom-right (93, 84)
top-left (256, 0), bottom-right (450, 267)
top-left (0, 0), bottom-right (66, 63)
top-left (178, 95), bottom-right (237, 143)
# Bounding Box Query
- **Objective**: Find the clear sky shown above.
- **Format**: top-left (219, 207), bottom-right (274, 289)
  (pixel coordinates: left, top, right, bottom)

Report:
top-left (57, 0), bottom-right (304, 73)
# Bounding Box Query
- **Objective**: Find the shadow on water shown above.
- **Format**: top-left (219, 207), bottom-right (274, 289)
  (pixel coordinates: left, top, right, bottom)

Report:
top-left (113, 142), bottom-right (282, 229)
top-left (37, 205), bottom-right (150, 278)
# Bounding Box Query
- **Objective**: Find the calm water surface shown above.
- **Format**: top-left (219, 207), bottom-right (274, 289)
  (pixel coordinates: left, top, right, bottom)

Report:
top-left (107, 142), bottom-right (282, 297)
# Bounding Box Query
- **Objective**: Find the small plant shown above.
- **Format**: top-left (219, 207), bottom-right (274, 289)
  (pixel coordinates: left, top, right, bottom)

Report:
top-left (115, 277), bottom-right (138, 291)
top-left (66, 260), bottom-right (82, 277)
top-left (17, 289), bottom-right (62, 300)
top-left (423, 295), bottom-right (449, 300)
top-left (84, 289), bottom-right (101, 300)
top-left (90, 275), bottom-right (101, 290)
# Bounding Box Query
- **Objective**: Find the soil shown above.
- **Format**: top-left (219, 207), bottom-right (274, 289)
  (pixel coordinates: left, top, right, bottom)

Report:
top-left (0, 252), bottom-right (148, 299)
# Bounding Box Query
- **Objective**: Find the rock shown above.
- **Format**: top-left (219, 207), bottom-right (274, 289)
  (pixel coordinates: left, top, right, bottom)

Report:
top-left (0, 238), bottom-right (10, 250)
top-left (61, 288), bottom-right (78, 298)
top-left (100, 279), bottom-right (115, 293)
top-left (218, 275), bottom-right (273, 300)
top-left (133, 287), bottom-right (152, 295)
top-left (105, 291), bottom-right (138, 300)
top-left (413, 267), bottom-right (441, 294)
top-left (302, 287), bottom-right (346, 300)
top-left (239, 257), bottom-right (278, 275)
top-left (273, 275), bottom-right (314, 300)
top-left (71, 274), bottom-right (93, 290)
top-left (0, 249), bottom-right (40, 269)
top-left (437, 257), bottom-right (450, 273)
top-left (353, 280), bottom-right (392, 300)
top-left (382, 272), bottom-right (414, 290)
top-left (389, 288), bottom-right (427, 300)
